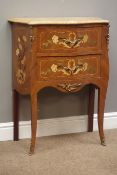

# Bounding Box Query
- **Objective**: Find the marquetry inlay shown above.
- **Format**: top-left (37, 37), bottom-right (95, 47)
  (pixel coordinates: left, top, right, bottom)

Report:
top-left (15, 35), bottom-right (27, 84)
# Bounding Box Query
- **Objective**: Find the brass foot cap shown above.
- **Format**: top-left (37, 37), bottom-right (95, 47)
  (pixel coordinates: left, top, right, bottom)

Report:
top-left (101, 139), bottom-right (106, 146)
top-left (29, 146), bottom-right (35, 156)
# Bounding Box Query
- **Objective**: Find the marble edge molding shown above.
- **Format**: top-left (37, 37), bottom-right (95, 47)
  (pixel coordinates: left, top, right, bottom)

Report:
top-left (8, 17), bottom-right (109, 25)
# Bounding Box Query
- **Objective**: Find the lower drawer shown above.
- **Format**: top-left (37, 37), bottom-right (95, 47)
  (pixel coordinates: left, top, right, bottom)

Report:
top-left (37, 55), bottom-right (100, 81)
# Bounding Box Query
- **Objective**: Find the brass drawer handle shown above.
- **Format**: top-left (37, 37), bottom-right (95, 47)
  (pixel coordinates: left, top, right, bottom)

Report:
top-left (51, 59), bottom-right (88, 76)
top-left (58, 33), bottom-right (88, 48)
top-left (58, 83), bottom-right (82, 92)
top-left (43, 32), bottom-right (89, 49)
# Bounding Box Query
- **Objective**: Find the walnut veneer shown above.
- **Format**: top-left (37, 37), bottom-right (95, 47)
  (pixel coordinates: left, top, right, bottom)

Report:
top-left (9, 17), bottom-right (109, 154)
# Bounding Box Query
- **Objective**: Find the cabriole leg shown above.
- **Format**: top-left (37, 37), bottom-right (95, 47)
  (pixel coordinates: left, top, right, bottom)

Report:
top-left (29, 92), bottom-right (38, 155)
top-left (98, 86), bottom-right (107, 146)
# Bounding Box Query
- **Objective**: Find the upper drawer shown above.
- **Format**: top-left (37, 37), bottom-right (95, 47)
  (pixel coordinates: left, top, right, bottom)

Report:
top-left (35, 26), bottom-right (102, 56)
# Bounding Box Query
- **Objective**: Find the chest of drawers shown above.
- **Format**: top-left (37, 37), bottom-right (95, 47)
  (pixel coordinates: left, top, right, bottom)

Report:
top-left (9, 17), bottom-right (109, 154)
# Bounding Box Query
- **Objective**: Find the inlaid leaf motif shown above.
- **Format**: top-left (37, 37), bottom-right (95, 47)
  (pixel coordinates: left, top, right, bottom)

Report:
top-left (15, 35), bottom-right (27, 84)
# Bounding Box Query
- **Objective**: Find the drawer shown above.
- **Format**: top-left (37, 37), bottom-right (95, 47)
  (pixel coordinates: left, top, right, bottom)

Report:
top-left (35, 26), bottom-right (102, 56)
top-left (37, 55), bottom-right (100, 81)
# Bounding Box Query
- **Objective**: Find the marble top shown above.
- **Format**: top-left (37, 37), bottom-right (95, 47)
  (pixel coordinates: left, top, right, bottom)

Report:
top-left (8, 17), bottom-right (109, 25)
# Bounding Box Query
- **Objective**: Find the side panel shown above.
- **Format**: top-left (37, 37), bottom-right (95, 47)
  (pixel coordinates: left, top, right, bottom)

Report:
top-left (11, 24), bottom-right (31, 94)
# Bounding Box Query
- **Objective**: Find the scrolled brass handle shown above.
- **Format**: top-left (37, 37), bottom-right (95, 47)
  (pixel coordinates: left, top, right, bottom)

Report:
top-left (58, 83), bottom-right (82, 92)
top-left (51, 59), bottom-right (88, 76)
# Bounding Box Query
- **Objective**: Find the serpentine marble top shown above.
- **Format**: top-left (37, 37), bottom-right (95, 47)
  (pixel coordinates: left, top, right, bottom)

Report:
top-left (9, 17), bottom-right (109, 25)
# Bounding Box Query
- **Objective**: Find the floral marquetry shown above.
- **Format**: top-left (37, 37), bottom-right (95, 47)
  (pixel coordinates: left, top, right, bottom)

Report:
top-left (43, 32), bottom-right (89, 49)
top-left (50, 59), bottom-right (88, 75)
top-left (36, 27), bottom-right (101, 56)
top-left (15, 35), bottom-right (27, 84)
top-left (39, 55), bottom-right (100, 80)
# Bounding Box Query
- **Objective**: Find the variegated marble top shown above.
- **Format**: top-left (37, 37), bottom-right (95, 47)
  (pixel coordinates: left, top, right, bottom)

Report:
top-left (8, 17), bottom-right (109, 25)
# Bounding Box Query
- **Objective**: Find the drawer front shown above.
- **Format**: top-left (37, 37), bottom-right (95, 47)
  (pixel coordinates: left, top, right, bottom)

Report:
top-left (37, 55), bottom-right (100, 81)
top-left (36, 26), bottom-right (102, 56)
